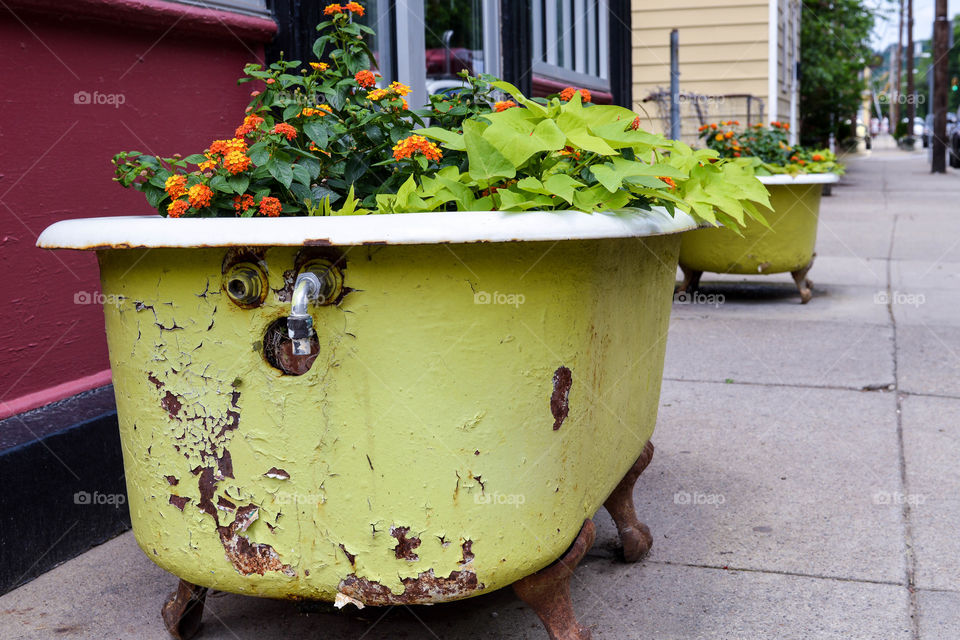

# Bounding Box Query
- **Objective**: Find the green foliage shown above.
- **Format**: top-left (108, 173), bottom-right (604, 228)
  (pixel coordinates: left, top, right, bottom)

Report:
top-left (699, 121), bottom-right (843, 175)
top-left (112, 1), bottom-right (770, 229)
top-left (800, 0), bottom-right (876, 147)
top-left (389, 88), bottom-right (771, 229)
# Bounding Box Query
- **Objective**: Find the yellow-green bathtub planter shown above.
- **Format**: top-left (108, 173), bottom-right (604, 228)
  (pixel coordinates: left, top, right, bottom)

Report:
top-left (38, 209), bottom-right (695, 629)
top-left (678, 174), bottom-right (838, 303)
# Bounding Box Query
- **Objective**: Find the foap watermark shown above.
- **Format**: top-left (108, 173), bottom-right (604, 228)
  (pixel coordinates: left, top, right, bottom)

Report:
top-left (274, 491), bottom-right (325, 506)
top-left (874, 291), bottom-right (925, 308)
top-left (674, 490), bottom-right (726, 507)
top-left (474, 491), bottom-right (525, 508)
top-left (474, 290), bottom-right (525, 308)
top-left (877, 93), bottom-right (925, 105)
top-left (74, 291), bottom-right (124, 307)
top-left (74, 491), bottom-right (126, 506)
top-left (873, 491), bottom-right (926, 506)
top-left (674, 290), bottom-right (725, 307)
top-left (73, 90), bottom-right (126, 108)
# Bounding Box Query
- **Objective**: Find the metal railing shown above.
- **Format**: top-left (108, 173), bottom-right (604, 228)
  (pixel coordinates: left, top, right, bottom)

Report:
top-left (641, 90), bottom-right (766, 144)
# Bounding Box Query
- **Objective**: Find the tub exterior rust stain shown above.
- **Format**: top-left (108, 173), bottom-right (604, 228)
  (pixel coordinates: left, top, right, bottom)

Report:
top-left (91, 237), bottom-right (677, 602)
top-left (550, 366), bottom-right (572, 430)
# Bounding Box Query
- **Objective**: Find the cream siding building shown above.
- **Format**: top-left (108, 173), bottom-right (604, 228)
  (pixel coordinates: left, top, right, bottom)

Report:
top-left (631, 0), bottom-right (801, 143)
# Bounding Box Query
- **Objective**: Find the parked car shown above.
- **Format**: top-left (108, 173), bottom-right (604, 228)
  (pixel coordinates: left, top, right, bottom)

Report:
top-left (950, 107), bottom-right (960, 168)
top-left (924, 112), bottom-right (957, 148)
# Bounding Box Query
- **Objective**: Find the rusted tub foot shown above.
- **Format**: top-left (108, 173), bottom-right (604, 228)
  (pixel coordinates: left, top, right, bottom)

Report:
top-left (513, 519), bottom-right (596, 640)
top-left (790, 255), bottom-right (816, 304)
top-left (678, 266), bottom-right (703, 294)
top-left (603, 440), bottom-right (654, 562)
top-left (161, 579), bottom-right (208, 640)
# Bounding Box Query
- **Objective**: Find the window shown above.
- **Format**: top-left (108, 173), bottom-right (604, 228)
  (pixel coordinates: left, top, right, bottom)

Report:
top-left (531, 0), bottom-right (610, 93)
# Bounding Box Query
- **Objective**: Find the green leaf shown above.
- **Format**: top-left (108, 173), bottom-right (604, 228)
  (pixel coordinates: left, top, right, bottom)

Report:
top-left (267, 160), bottom-right (293, 188)
top-left (183, 153), bottom-right (208, 164)
top-left (299, 157), bottom-right (322, 179)
top-left (144, 186), bottom-right (167, 209)
top-left (417, 126), bottom-right (466, 151)
top-left (462, 119), bottom-right (516, 183)
top-left (291, 164), bottom-right (311, 187)
top-left (248, 142), bottom-right (270, 165)
top-left (489, 80), bottom-right (547, 116)
top-left (209, 175), bottom-right (233, 193)
top-left (542, 174), bottom-right (585, 205)
top-left (393, 175), bottom-right (428, 212)
top-left (482, 118), bottom-right (566, 167)
top-left (343, 156), bottom-right (369, 183)
top-left (227, 174), bottom-right (250, 194)
top-left (311, 185), bottom-right (340, 206)
top-left (590, 164), bottom-right (622, 193)
top-left (290, 182), bottom-right (312, 202)
top-left (302, 120), bottom-right (330, 148)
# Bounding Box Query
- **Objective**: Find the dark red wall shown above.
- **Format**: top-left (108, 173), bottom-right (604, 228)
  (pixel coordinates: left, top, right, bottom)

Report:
top-left (0, 0), bottom-right (275, 415)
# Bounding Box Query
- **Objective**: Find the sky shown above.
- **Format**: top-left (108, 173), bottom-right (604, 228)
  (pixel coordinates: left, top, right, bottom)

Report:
top-left (869, 0), bottom-right (960, 50)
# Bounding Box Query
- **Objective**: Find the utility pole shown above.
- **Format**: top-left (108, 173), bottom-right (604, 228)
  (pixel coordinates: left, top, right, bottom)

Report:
top-left (892, 0), bottom-right (904, 129)
top-left (906, 0), bottom-right (915, 138)
top-left (932, 0), bottom-right (948, 173)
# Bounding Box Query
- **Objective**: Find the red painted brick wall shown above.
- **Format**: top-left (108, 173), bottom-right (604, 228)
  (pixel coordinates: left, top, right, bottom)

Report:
top-left (0, 0), bottom-right (275, 415)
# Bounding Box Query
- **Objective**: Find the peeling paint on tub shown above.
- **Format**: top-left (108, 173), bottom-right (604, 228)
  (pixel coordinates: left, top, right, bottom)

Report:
top-left (338, 568), bottom-right (483, 605)
top-left (218, 505), bottom-right (296, 577)
top-left (391, 526), bottom-right (421, 561)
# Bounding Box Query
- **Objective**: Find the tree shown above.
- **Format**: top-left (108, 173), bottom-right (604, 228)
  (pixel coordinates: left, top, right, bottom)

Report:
top-left (799, 0), bottom-right (877, 147)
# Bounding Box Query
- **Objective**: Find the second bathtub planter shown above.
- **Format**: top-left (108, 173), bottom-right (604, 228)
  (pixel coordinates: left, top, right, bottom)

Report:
top-left (41, 8), bottom-right (771, 639)
top-left (679, 121), bottom-right (843, 303)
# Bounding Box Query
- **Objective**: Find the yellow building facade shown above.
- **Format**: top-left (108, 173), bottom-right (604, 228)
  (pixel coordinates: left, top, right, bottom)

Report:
top-left (631, 0), bottom-right (801, 144)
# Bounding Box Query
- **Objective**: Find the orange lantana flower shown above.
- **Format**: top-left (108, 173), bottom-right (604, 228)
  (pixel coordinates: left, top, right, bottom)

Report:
top-left (559, 87), bottom-right (591, 103)
top-left (310, 62), bottom-right (330, 72)
top-left (187, 184), bottom-right (213, 209)
top-left (392, 134), bottom-right (442, 163)
top-left (324, 3), bottom-right (343, 15)
top-left (271, 123), bottom-right (298, 141)
top-left (355, 70), bottom-right (377, 88)
top-left (233, 194), bottom-right (255, 214)
top-left (223, 150), bottom-right (251, 174)
top-left (235, 114), bottom-right (265, 137)
top-left (209, 138), bottom-right (248, 156)
top-left (298, 104), bottom-right (332, 118)
top-left (167, 199), bottom-right (190, 218)
top-left (659, 177), bottom-right (677, 190)
top-left (389, 81), bottom-right (412, 96)
top-left (494, 100), bottom-right (517, 112)
top-left (164, 175), bottom-right (187, 199)
top-left (259, 196), bottom-right (283, 217)
top-left (344, 2), bottom-right (365, 16)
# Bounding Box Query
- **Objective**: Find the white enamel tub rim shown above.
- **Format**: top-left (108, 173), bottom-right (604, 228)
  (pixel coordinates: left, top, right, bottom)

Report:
top-left (37, 207), bottom-right (698, 250)
top-left (756, 172), bottom-right (839, 186)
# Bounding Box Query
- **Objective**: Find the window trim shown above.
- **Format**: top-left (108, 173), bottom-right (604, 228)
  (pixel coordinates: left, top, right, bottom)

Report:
top-left (168, 0), bottom-right (270, 19)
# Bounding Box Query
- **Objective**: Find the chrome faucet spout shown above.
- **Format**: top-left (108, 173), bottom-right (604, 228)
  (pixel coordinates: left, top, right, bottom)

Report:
top-left (287, 272), bottom-right (322, 355)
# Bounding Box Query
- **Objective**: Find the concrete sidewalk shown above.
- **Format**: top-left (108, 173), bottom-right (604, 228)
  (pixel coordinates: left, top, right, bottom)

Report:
top-left (2, 150), bottom-right (959, 639)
